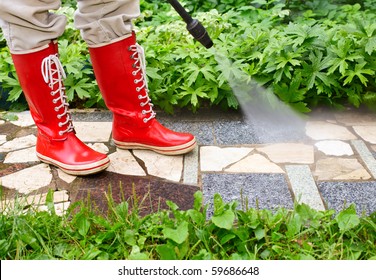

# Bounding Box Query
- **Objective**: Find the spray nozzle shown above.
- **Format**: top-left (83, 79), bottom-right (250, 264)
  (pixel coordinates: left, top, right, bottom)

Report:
top-left (167, 0), bottom-right (214, 49)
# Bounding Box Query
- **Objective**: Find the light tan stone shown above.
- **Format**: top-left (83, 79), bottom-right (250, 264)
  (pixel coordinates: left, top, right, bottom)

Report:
top-left (305, 121), bottom-right (357, 140)
top-left (225, 154), bottom-right (284, 173)
top-left (200, 146), bottom-right (253, 172)
top-left (87, 143), bottom-right (109, 154)
top-left (0, 135), bottom-right (6, 145)
top-left (314, 158), bottom-right (371, 181)
top-left (0, 135), bottom-right (37, 153)
top-left (4, 147), bottom-right (39, 163)
top-left (0, 164), bottom-right (52, 194)
top-left (74, 122), bottom-right (112, 142)
top-left (257, 143), bottom-right (314, 164)
top-left (353, 126), bottom-right (376, 144)
top-left (335, 111), bottom-right (376, 126)
top-left (107, 149), bottom-right (146, 176)
top-left (372, 145), bottom-right (376, 152)
top-left (58, 170), bottom-right (77, 183)
top-left (133, 150), bottom-right (183, 182)
top-left (10, 111), bottom-right (35, 127)
top-left (314, 140), bottom-right (353, 156)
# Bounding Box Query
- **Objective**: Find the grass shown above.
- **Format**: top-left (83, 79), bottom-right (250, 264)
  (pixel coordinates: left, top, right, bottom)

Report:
top-left (0, 190), bottom-right (375, 260)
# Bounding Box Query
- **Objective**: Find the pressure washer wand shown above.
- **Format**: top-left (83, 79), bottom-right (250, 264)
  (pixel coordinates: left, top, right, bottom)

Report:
top-left (166, 0), bottom-right (213, 49)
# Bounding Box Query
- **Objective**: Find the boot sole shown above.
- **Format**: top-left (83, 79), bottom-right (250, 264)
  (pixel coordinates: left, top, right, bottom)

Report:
top-left (36, 153), bottom-right (110, 176)
top-left (113, 138), bottom-right (197, 155)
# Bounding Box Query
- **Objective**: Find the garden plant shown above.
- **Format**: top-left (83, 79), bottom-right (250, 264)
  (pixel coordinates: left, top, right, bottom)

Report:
top-left (0, 0), bottom-right (375, 113)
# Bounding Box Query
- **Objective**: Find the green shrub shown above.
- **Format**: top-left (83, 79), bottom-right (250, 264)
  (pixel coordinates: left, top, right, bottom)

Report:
top-left (0, 0), bottom-right (375, 113)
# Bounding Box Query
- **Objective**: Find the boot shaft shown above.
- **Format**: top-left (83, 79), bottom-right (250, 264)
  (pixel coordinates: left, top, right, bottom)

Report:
top-left (11, 42), bottom-right (74, 140)
top-left (89, 33), bottom-right (155, 127)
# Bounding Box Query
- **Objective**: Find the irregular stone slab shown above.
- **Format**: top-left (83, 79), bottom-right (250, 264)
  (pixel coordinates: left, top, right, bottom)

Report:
top-left (0, 135), bottom-right (6, 145)
top-left (87, 143), bottom-right (109, 154)
top-left (319, 181), bottom-right (376, 215)
top-left (257, 143), bottom-right (314, 164)
top-left (225, 154), bottom-right (284, 173)
top-left (315, 140), bottom-right (353, 156)
top-left (306, 121), bottom-right (357, 140)
top-left (10, 111), bottom-right (35, 127)
top-left (0, 135), bottom-right (37, 153)
top-left (0, 190), bottom-right (69, 213)
top-left (352, 140), bottom-right (376, 179)
top-left (0, 120), bottom-right (4, 125)
top-left (203, 173), bottom-right (293, 217)
top-left (107, 149), bottom-right (146, 176)
top-left (286, 165), bottom-right (325, 211)
top-left (183, 145), bottom-right (199, 185)
top-left (133, 150), bottom-right (183, 182)
top-left (37, 201), bottom-right (71, 216)
top-left (0, 164), bottom-right (52, 194)
top-left (74, 122), bottom-right (112, 142)
top-left (353, 126), bottom-right (376, 144)
top-left (335, 111), bottom-right (376, 126)
top-left (4, 147), bottom-right (39, 163)
top-left (314, 158), bottom-right (371, 181)
top-left (200, 146), bottom-right (253, 171)
top-left (58, 170), bottom-right (77, 183)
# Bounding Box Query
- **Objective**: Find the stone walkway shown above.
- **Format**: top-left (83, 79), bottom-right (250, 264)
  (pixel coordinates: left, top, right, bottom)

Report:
top-left (1, 108), bottom-right (376, 216)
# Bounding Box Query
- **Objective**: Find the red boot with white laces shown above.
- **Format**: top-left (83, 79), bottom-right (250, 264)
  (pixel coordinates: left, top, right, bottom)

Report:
top-left (89, 33), bottom-right (196, 155)
top-left (11, 42), bottom-right (110, 175)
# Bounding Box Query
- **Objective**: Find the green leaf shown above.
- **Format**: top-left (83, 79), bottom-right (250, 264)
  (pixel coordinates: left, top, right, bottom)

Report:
top-left (212, 209), bottom-right (235, 230)
top-left (335, 205), bottom-right (360, 232)
top-left (156, 244), bottom-right (178, 260)
top-left (76, 213), bottom-right (90, 237)
top-left (162, 221), bottom-right (189, 244)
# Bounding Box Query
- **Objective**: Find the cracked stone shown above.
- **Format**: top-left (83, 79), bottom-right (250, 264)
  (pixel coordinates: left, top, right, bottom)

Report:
top-left (133, 150), bottom-right (183, 182)
top-left (314, 158), bottom-right (371, 181)
top-left (200, 146), bottom-right (253, 172)
top-left (4, 146), bottom-right (39, 163)
top-left (0, 164), bottom-right (52, 194)
top-left (225, 154), bottom-right (284, 173)
top-left (257, 143), bottom-right (314, 164)
top-left (107, 149), bottom-right (146, 176)
top-left (0, 135), bottom-right (37, 153)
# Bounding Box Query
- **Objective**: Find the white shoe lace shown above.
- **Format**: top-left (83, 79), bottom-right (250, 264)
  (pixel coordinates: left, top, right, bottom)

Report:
top-left (41, 54), bottom-right (74, 136)
top-left (128, 44), bottom-right (156, 123)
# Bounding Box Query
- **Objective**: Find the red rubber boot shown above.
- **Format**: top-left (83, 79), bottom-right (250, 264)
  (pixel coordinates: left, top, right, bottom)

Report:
top-left (11, 42), bottom-right (110, 175)
top-left (89, 33), bottom-right (196, 155)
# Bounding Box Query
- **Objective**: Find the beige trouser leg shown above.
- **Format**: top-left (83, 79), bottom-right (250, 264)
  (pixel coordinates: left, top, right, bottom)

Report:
top-left (0, 0), bottom-right (66, 53)
top-left (0, 0), bottom-right (140, 52)
top-left (75, 0), bottom-right (140, 47)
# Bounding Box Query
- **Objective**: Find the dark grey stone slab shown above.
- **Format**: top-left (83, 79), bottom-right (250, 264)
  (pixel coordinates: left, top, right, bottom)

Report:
top-left (213, 117), bottom-right (308, 145)
top-left (202, 173), bottom-right (293, 216)
top-left (319, 181), bottom-right (376, 215)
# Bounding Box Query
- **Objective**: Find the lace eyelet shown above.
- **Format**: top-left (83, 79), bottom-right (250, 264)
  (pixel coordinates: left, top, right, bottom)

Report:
top-left (142, 110), bottom-right (146, 114)
top-left (58, 123), bottom-right (62, 127)
top-left (143, 118), bottom-right (148, 123)
top-left (54, 107), bottom-right (59, 112)
top-left (136, 87), bottom-right (141, 92)
top-left (140, 102), bottom-right (145, 107)
top-left (132, 71), bottom-right (137, 76)
top-left (58, 131), bottom-right (63, 136)
top-left (132, 63), bottom-right (136, 68)
top-left (138, 95), bottom-right (142, 99)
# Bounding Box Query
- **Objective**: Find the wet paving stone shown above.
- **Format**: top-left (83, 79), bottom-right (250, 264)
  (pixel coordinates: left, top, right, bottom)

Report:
top-left (318, 181), bottom-right (376, 215)
top-left (68, 171), bottom-right (200, 216)
top-left (202, 173), bottom-right (294, 216)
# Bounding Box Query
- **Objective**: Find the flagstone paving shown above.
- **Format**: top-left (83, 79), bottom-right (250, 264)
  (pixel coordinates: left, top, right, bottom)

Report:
top-left (1, 107), bottom-right (376, 216)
